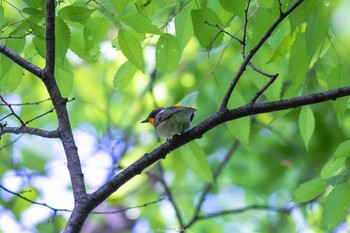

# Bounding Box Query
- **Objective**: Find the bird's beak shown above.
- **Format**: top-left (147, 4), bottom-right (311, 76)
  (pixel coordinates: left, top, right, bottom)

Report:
top-left (141, 118), bottom-right (149, 123)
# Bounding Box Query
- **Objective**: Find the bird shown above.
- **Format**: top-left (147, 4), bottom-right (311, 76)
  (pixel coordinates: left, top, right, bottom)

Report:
top-left (141, 105), bottom-right (197, 139)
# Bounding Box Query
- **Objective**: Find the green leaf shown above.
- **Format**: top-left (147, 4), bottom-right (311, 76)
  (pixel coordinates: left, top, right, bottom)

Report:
top-left (219, 0), bottom-right (246, 17)
top-left (305, 3), bottom-right (329, 58)
top-left (0, 64), bottom-right (23, 92)
top-left (175, 3), bottom-right (194, 50)
top-left (0, 5), bottom-right (4, 24)
top-left (156, 34), bottom-right (181, 73)
top-left (58, 6), bottom-right (95, 23)
top-left (298, 106), bottom-right (315, 150)
top-left (33, 37), bottom-right (46, 58)
top-left (121, 10), bottom-right (161, 34)
top-left (21, 148), bottom-right (47, 171)
top-left (37, 215), bottom-right (66, 233)
top-left (55, 58), bottom-right (73, 97)
top-left (29, 22), bottom-right (45, 40)
top-left (70, 32), bottom-right (96, 62)
top-left (322, 182), bottom-right (350, 232)
top-left (55, 16), bottom-right (71, 63)
top-left (178, 92), bottom-right (199, 107)
top-left (118, 29), bottom-right (145, 71)
top-left (293, 178), bottom-right (328, 203)
top-left (226, 91), bottom-right (250, 146)
top-left (320, 157), bottom-right (346, 179)
top-left (113, 61), bottom-right (137, 90)
top-left (191, 8), bottom-right (223, 50)
top-left (333, 140), bottom-right (350, 158)
top-left (180, 141), bottom-right (214, 185)
top-left (23, 7), bottom-right (45, 18)
top-left (1, 35), bottom-right (25, 78)
top-left (328, 66), bottom-right (349, 125)
top-left (84, 17), bottom-right (109, 51)
top-left (23, 0), bottom-right (43, 8)
top-left (8, 186), bottom-right (39, 220)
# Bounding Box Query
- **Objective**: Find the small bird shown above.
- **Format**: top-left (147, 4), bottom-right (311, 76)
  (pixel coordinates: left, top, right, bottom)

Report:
top-left (141, 105), bottom-right (197, 139)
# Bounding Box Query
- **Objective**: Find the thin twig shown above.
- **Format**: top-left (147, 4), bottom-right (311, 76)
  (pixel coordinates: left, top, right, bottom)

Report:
top-left (220, 0), bottom-right (304, 111)
top-left (205, 21), bottom-right (243, 45)
top-left (249, 73), bottom-right (279, 104)
top-left (25, 107), bottom-right (55, 125)
top-left (0, 95), bottom-right (25, 126)
top-left (91, 197), bottom-right (166, 214)
top-left (196, 204), bottom-right (293, 220)
top-left (0, 184), bottom-right (71, 213)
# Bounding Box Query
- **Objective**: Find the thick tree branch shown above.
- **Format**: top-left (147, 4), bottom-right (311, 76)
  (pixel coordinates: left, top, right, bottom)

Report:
top-left (220, 0), bottom-right (304, 110)
top-left (0, 44), bottom-right (43, 78)
top-left (0, 126), bottom-right (59, 138)
top-left (87, 84), bottom-right (350, 224)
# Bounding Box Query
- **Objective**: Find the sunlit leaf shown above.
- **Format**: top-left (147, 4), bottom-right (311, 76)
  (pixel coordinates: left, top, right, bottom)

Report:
top-left (121, 10), bottom-right (161, 34)
top-left (156, 34), bottom-right (181, 73)
top-left (320, 157), bottom-right (346, 179)
top-left (219, 0), bottom-right (246, 17)
top-left (175, 2), bottom-right (194, 50)
top-left (333, 140), bottom-right (350, 158)
top-left (321, 182), bottom-right (350, 232)
top-left (55, 16), bottom-right (71, 63)
top-left (7, 186), bottom-right (39, 220)
top-left (293, 178), bottom-right (328, 203)
top-left (118, 29), bottom-right (145, 71)
top-left (84, 17), bottom-right (109, 51)
top-left (55, 58), bottom-right (73, 97)
top-left (58, 6), bottom-right (95, 23)
top-left (178, 92), bottom-right (199, 107)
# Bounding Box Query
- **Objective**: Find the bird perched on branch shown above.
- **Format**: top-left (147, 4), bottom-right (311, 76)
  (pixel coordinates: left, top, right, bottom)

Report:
top-left (141, 105), bottom-right (197, 139)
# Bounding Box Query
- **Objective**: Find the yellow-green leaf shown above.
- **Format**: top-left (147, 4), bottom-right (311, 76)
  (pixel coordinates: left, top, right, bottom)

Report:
top-left (156, 34), bottom-right (181, 73)
top-left (113, 61), bottom-right (137, 90)
top-left (293, 178), bottom-right (328, 203)
top-left (118, 29), bottom-right (145, 71)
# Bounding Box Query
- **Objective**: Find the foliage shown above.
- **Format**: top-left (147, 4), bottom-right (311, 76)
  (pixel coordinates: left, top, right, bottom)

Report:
top-left (1, 0), bottom-right (350, 232)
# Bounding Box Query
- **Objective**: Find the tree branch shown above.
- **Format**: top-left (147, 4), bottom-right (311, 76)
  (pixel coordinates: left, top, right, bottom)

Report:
top-left (0, 126), bottom-right (59, 138)
top-left (220, 0), bottom-right (304, 110)
top-left (0, 44), bottom-right (43, 78)
top-left (196, 204), bottom-right (292, 221)
top-left (89, 84), bottom-right (350, 215)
